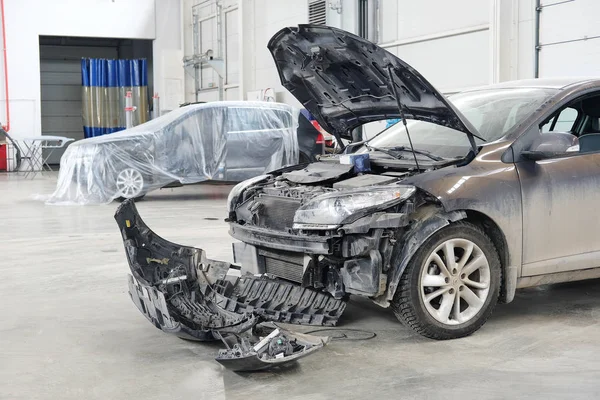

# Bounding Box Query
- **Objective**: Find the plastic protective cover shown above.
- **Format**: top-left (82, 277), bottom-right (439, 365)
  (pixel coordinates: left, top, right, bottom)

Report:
top-left (45, 101), bottom-right (299, 205)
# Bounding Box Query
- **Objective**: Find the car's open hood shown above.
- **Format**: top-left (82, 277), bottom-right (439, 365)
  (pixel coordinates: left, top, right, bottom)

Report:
top-left (268, 24), bottom-right (480, 145)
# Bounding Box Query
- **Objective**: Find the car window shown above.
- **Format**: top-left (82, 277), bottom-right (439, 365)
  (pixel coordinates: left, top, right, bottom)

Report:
top-left (541, 107), bottom-right (578, 133)
top-left (356, 87), bottom-right (558, 159)
top-left (587, 117), bottom-right (600, 132)
top-left (227, 107), bottom-right (293, 132)
top-left (522, 95), bottom-right (600, 157)
top-left (461, 108), bottom-right (484, 131)
top-left (502, 103), bottom-right (530, 133)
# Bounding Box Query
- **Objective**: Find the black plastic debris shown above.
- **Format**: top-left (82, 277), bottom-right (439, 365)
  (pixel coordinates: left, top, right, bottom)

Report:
top-left (215, 325), bottom-right (329, 372)
top-left (115, 199), bottom-right (341, 371)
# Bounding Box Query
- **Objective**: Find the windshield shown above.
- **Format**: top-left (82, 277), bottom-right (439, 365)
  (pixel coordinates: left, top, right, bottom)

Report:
top-left (357, 87), bottom-right (558, 159)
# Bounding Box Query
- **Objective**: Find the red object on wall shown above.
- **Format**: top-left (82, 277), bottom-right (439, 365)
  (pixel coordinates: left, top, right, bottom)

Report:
top-left (0, 143), bottom-right (7, 171)
top-left (1, 0), bottom-right (10, 132)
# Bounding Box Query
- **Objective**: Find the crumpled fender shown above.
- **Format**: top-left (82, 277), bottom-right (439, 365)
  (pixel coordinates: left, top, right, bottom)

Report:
top-left (373, 205), bottom-right (467, 307)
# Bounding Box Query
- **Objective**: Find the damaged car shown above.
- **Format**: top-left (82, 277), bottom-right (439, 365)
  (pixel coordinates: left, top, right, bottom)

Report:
top-left (117, 23), bottom-right (600, 355)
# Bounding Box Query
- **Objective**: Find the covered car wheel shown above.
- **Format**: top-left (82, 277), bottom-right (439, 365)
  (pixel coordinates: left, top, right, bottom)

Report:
top-left (392, 222), bottom-right (501, 340)
top-left (115, 168), bottom-right (147, 201)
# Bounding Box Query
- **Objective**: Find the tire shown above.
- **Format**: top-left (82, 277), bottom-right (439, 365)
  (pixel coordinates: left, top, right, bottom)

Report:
top-left (391, 221), bottom-right (501, 340)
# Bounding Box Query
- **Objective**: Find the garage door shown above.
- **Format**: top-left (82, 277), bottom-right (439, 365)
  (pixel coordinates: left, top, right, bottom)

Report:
top-left (538, 0), bottom-right (600, 77)
top-left (40, 45), bottom-right (117, 164)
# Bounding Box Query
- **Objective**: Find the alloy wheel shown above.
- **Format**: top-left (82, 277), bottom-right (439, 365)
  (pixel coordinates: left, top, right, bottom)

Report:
top-left (419, 238), bottom-right (491, 325)
top-left (116, 168), bottom-right (144, 199)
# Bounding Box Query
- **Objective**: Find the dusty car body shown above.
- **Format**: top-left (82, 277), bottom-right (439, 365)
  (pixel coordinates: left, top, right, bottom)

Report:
top-left (118, 24), bottom-right (600, 346)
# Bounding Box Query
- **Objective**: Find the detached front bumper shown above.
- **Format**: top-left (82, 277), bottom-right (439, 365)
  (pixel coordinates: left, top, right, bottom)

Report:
top-left (114, 200), bottom-right (345, 370)
top-left (127, 274), bottom-right (222, 341)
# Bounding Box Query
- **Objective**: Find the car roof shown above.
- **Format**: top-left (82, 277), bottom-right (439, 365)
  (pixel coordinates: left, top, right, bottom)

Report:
top-left (460, 77), bottom-right (600, 93)
top-left (72, 101), bottom-right (297, 146)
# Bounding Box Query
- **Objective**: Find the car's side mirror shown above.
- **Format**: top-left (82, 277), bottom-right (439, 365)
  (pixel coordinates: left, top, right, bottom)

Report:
top-left (521, 150), bottom-right (562, 160)
top-left (521, 132), bottom-right (578, 161)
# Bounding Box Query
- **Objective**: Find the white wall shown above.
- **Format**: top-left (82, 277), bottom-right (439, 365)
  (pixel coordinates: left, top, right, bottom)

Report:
top-left (184, 0), bottom-right (310, 105)
top-left (0, 0), bottom-right (185, 141)
top-left (184, 0), bottom-right (365, 105)
top-left (378, 0), bottom-right (491, 93)
top-left (376, 0), bottom-right (536, 86)
top-left (237, 0), bottom-right (360, 105)
top-left (492, 0), bottom-right (536, 82)
top-left (536, 0), bottom-right (600, 77)
top-left (183, 0), bottom-right (509, 105)
top-left (247, 0), bottom-right (309, 105)
top-left (516, 0), bottom-right (536, 79)
top-left (153, 0), bottom-right (186, 113)
top-left (183, 0), bottom-right (600, 110)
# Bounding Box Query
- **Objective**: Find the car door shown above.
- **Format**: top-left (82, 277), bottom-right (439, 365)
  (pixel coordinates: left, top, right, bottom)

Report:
top-left (168, 106), bottom-right (227, 182)
top-left (154, 116), bottom-right (188, 179)
top-left (517, 104), bottom-right (600, 276)
top-left (225, 106), bottom-right (292, 181)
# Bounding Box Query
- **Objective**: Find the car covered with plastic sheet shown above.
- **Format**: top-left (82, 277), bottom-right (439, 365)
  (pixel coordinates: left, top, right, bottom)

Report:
top-left (46, 101), bottom-right (324, 204)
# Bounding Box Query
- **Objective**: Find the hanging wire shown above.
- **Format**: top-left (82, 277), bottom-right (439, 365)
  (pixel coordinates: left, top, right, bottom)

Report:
top-left (303, 327), bottom-right (377, 341)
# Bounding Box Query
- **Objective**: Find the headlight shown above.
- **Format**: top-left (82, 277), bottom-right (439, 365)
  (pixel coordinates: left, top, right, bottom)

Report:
top-left (227, 175), bottom-right (270, 212)
top-left (293, 185), bottom-right (416, 227)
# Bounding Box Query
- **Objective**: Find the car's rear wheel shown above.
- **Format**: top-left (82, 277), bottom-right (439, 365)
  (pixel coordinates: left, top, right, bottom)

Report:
top-left (391, 222), bottom-right (501, 340)
top-left (115, 168), bottom-right (146, 201)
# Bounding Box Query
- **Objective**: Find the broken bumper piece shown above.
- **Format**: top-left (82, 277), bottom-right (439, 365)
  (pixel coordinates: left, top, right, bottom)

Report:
top-left (115, 199), bottom-right (345, 370)
top-left (215, 326), bottom-right (329, 372)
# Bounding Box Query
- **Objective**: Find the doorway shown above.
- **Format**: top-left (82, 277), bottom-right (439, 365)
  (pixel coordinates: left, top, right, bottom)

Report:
top-left (38, 36), bottom-right (153, 167)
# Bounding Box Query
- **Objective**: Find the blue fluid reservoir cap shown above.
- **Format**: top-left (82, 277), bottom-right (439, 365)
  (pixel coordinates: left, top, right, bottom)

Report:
top-left (353, 153), bottom-right (371, 173)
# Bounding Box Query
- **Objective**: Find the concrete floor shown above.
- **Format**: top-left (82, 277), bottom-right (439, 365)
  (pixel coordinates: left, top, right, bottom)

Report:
top-left (2, 172), bottom-right (600, 400)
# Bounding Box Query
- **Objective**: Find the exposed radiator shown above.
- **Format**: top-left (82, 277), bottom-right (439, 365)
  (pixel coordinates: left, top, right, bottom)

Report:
top-left (259, 248), bottom-right (304, 283)
top-left (255, 195), bottom-right (301, 231)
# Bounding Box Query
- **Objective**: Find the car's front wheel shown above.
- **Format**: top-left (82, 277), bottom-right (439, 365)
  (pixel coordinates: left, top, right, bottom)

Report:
top-left (392, 222), bottom-right (501, 340)
top-left (115, 167), bottom-right (147, 201)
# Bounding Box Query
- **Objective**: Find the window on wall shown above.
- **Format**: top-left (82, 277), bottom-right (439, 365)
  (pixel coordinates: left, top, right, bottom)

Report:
top-left (309, 0), bottom-right (327, 25)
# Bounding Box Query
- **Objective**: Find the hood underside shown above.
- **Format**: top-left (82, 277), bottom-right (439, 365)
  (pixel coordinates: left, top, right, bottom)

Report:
top-left (268, 24), bottom-right (479, 141)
